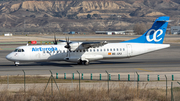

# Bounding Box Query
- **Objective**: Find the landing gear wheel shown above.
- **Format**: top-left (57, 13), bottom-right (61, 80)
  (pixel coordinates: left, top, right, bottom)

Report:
top-left (77, 60), bottom-right (89, 65)
top-left (82, 61), bottom-right (86, 65)
top-left (83, 61), bottom-right (89, 65)
top-left (77, 60), bottom-right (83, 65)
top-left (85, 61), bottom-right (89, 65)
top-left (14, 61), bottom-right (20, 67)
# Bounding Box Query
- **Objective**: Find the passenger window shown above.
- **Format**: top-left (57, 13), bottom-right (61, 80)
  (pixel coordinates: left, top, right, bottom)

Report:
top-left (97, 49), bottom-right (99, 52)
top-left (100, 49), bottom-right (102, 51)
top-left (94, 49), bottom-right (95, 52)
top-left (83, 50), bottom-right (85, 52)
top-left (107, 49), bottom-right (109, 51)
top-left (113, 49), bottom-right (115, 51)
top-left (110, 49), bottom-right (112, 51)
top-left (86, 49), bottom-right (88, 52)
top-left (80, 50), bottom-right (82, 52)
top-left (104, 49), bottom-right (106, 51)
top-left (123, 48), bottom-right (125, 51)
top-left (120, 48), bottom-right (122, 51)
top-left (117, 48), bottom-right (118, 51)
top-left (22, 49), bottom-right (24, 52)
top-left (76, 50), bottom-right (78, 52)
top-left (63, 50), bottom-right (65, 53)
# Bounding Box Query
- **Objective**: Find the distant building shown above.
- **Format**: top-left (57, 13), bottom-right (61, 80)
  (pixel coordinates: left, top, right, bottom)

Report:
top-left (69, 31), bottom-right (75, 34)
top-left (95, 31), bottom-right (106, 34)
top-left (4, 33), bottom-right (13, 36)
top-left (95, 31), bottom-right (125, 35)
top-left (63, 31), bottom-right (79, 34)
top-left (171, 26), bottom-right (180, 35)
top-left (95, 30), bottom-right (134, 35)
top-left (125, 30), bottom-right (134, 35)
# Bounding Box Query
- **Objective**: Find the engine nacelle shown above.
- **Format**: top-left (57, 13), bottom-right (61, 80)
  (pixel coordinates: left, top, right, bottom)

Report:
top-left (64, 57), bottom-right (80, 62)
top-left (69, 42), bottom-right (83, 51)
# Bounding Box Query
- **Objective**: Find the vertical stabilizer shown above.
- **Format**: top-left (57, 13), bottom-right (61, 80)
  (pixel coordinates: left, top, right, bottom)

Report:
top-left (122, 16), bottom-right (170, 44)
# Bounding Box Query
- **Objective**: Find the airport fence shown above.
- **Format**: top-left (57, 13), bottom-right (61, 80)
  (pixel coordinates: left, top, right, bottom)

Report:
top-left (55, 71), bottom-right (179, 81)
top-left (0, 70), bottom-right (180, 101)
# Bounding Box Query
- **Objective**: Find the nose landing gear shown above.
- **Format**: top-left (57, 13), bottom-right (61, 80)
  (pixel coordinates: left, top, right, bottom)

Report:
top-left (14, 61), bottom-right (20, 66)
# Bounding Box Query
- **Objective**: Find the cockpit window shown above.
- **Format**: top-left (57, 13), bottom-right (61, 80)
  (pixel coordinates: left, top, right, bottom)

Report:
top-left (14, 49), bottom-right (25, 52)
top-left (14, 49), bottom-right (18, 52)
top-left (18, 49), bottom-right (21, 52)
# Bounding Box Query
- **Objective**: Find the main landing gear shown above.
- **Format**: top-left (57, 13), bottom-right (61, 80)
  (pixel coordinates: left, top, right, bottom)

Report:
top-left (77, 60), bottom-right (89, 65)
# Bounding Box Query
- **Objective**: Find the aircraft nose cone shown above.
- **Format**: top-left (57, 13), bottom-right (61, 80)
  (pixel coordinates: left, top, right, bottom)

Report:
top-left (6, 54), bottom-right (12, 60)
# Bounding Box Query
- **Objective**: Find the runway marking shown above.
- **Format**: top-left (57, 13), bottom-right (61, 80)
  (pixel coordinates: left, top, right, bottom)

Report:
top-left (135, 68), bottom-right (152, 72)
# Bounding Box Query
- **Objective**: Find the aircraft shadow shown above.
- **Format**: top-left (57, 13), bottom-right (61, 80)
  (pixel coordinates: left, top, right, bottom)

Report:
top-left (21, 62), bottom-right (76, 67)
top-left (0, 62), bottom-right (74, 67)
top-left (92, 61), bottom-right (142, 65)
top-left (0, 61), bottom-right (143, 67)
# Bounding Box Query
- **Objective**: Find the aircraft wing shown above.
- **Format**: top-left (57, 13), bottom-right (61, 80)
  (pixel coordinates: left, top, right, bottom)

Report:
top-left (64, 41), bottom-right (108, 51)
top-left (81, 41), bottom-right (108, 49)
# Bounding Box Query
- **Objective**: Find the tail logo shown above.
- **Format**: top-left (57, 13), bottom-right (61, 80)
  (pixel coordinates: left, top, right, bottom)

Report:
top-left (146, 29), bottom-right (163, 42)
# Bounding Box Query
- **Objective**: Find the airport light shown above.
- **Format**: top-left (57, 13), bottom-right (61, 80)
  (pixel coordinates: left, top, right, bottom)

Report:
top-left (118, 74), bottom-right (120, 81)
top-left (56, 73), bottom-right (58, 79)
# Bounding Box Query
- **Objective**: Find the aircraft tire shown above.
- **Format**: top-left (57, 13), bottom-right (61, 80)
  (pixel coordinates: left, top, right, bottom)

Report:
top-left (77, 60), bottom-right (89, 65)
top-left (77, 60), bottom-right (83, 65)
top-left (84, 61), bottom-right (89, 65)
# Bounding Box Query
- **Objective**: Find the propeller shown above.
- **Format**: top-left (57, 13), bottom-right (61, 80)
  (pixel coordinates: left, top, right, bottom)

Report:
top-left (53, 33), bottom-right (58, 45)
top-left (64, 37), bottom-right (71, 59)
top-left (64, 37), bottom-right (71, 51)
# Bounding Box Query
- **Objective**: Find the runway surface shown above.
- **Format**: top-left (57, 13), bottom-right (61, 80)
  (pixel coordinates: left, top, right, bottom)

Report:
top-left (0, 43), bottom-right (180, 76)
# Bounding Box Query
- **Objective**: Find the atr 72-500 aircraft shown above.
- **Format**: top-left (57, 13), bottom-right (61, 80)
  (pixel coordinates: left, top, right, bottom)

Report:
top-left (6, 16), bottom-right (170, 66)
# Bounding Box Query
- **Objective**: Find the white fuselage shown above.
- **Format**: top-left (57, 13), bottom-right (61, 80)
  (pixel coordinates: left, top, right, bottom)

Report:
top-left (6, 43), bottom-right (170, 63)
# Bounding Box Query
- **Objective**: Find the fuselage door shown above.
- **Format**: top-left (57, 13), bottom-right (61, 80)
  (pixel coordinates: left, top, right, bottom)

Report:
top-left (127, 44), bottom-right (132, 57)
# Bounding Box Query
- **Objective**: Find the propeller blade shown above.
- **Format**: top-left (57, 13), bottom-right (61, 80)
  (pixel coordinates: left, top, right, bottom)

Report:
top-left (53, 33), bottom-right (57, 45)
top-left (66, 37), bottom-right (68, 44)
top-left (64, 37), bottom-right (71, 52)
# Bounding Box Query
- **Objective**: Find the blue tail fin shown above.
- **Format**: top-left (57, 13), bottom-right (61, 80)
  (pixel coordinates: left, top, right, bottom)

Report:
top-left (122, 16), bottom-right (170, 44)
